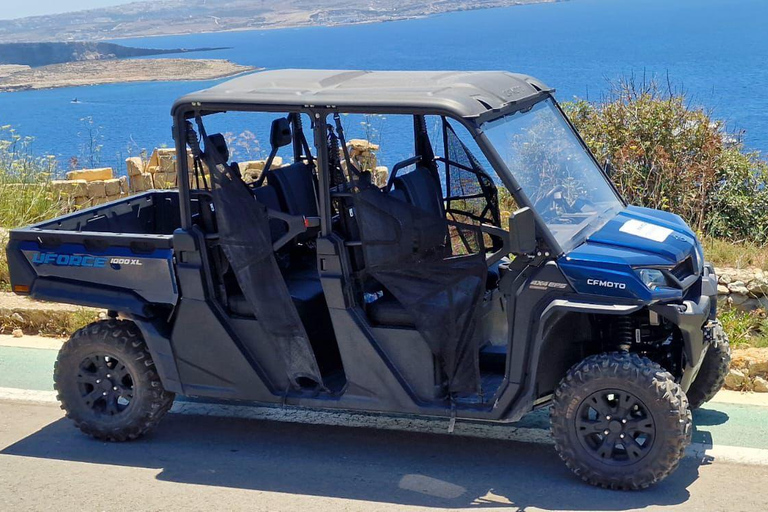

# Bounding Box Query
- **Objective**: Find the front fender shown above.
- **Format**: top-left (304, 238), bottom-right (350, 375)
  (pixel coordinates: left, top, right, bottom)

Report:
top-left (650, 295), bottom-right (711, 391)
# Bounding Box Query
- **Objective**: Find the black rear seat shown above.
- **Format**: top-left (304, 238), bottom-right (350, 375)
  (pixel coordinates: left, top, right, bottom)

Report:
top-left (252, 185), bottom-right (288, 242)
top-left (231, 159), bottom-right (324, 320)
top-left (269, 162), bottom-right (318, 217)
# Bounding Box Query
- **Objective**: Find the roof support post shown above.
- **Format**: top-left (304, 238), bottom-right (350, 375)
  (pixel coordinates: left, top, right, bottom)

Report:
top-left (174, 110), bottom-right (192, 229)
top-left (312, 111), bottom-right (331, 236)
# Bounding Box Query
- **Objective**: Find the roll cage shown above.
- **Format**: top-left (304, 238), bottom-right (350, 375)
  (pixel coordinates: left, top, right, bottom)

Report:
top-left (172, 100), bottom-right (567, 258)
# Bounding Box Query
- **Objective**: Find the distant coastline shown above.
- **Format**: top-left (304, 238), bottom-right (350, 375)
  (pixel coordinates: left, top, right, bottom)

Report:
top-left (0, 42), bottom-right (230, 67)
top-left (0, 59), bottom-right (256, 92)
top-left (0, 1), bottom-right (561, 43)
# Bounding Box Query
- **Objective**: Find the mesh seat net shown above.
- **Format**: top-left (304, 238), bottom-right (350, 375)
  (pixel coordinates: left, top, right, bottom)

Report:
top-left (351, 180), bottom-right (488, 394)
top-left (199, 128), bottom-right (323, 390)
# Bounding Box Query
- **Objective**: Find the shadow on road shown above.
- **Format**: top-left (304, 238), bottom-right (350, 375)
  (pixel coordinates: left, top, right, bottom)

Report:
top-left (692, 408), bottom-right (729, 427)
top-left (2, 412), bottom-right (702, 510)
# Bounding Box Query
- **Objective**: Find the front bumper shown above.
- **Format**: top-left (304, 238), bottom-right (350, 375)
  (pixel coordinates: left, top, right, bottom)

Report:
top-left (649, 264), bottom-right (719, 391)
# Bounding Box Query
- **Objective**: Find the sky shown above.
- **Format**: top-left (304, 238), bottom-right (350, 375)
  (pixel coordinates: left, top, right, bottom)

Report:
top-left (0, 0), bottom-right (133, 20)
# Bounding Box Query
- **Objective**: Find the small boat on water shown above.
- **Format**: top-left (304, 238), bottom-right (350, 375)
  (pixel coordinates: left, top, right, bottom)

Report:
top-left (71, 98), bottom-right (80, 104)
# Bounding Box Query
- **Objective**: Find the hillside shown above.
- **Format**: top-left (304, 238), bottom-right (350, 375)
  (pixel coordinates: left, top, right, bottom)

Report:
top-left (0, 0), bottom-right (559, 43)
top-left (0, 42), bottom-right (226, 67)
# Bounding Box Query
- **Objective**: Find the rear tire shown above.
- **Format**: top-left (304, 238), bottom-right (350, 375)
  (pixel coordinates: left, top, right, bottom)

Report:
top-left (687, 321), bottom-right (731, 409)
top-left (54, 320), bottom-right (175, 441)
top-left (551, 352), bottom-right (692, 490)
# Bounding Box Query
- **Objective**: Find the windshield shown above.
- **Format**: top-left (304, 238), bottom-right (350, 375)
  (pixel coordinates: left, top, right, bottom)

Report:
top-left (482, 98), bottom-right (623, 250)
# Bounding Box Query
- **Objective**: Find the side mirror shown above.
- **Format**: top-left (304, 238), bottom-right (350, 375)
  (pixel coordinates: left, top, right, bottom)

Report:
top-left (508, 207), bottom-right (537, 255)
top-left (270, 118), bottom-right (292, 149)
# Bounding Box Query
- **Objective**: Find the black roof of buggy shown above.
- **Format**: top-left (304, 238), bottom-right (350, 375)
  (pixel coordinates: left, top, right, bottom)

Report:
top-left (173, 69), bottom-right (552, 119)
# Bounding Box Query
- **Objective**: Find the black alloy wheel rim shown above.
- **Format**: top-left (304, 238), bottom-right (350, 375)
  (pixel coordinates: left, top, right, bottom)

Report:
top-left (575, 389), bottom-right (656, 465)
top-left (76, 354), bottom-right (135, 416)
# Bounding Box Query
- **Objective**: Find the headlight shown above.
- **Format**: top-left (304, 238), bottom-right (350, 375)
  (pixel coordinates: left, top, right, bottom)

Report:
top-left (635, 268), bottom-right (669, 290)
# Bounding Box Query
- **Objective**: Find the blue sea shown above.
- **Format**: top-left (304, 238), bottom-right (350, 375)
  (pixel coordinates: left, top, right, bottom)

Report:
top-left (0, 0), bottom-right (766, 173)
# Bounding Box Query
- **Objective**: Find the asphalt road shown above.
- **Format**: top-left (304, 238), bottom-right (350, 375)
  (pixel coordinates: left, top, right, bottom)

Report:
top-left (2, 401), bottom-right (768, 512)
top-left (2, 341), bottom-right (768, 511)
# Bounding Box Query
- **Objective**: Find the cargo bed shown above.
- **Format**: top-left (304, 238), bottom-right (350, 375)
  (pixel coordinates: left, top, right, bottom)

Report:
top-left (6, 191), bottom-right (180, 315)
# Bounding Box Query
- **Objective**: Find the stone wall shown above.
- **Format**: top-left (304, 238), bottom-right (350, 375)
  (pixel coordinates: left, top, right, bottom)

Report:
top-left (716, 267), bottom-right (768, 311)
top-left (50, 168), bottom-right (129, 209)
top-left (52, 139), bottom-right (390, 210)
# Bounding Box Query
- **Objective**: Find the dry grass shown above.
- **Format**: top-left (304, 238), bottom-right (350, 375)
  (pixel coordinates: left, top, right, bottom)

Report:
top-left (702, 236), bottom-right (768, 270)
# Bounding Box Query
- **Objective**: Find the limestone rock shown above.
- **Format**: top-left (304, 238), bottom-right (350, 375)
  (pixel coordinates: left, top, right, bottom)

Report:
top-left (717, 284), bottom-right (730, 295)
top-left (153, 172), bottom-right (176, 189)
top-left (748, 280), bottom-right (768, 296)
top-left (126, 157), bottom-right (144, 177)
top-left (74, 196), bottom-right (91, 207)
top-left (118, 176), bottom-right (129, 194)
top-left (104, 178), bottom-right (121, 196)
top-left (12, 328), bottom-right (23, 338)
top-left (145, 148), bottom-right (176, 173)
top-left (746, 357), bottom-right (768, 377)
top-left (86, 180), bottom-right (106, 198)
top-left (727, 281), bottom-right (750, 295)
top-left (753, 376), bottom-right (768, 393)
top-left (51, 179), bottom-right (87, 198)
top-left (374, 166), bottom-right (389, 187)
top-left (129, 172), bottom-right (153, 192)
top-left (348, 139), bottom-right (380, 152)
top-left (724, 368), bottom-right (747, 389)
top-left (66, 167), bottom-right (113, 182)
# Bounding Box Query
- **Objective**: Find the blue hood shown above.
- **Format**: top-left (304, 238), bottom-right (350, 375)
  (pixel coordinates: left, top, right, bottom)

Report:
top-left (558, 206), bottom-right (702, 302)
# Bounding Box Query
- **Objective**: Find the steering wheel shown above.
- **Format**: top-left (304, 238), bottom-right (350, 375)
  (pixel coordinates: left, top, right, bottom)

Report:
top-left (534, 185), bottom-right (571, 218)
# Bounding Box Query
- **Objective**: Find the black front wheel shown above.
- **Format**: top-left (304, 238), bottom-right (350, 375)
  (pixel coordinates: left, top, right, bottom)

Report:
top-left (551, 352), bottom-right (692, 490)
top-left (54, 320), bottom-right (175, 441)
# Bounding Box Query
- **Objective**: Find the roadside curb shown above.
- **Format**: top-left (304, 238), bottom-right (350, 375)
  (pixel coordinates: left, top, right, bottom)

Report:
top-left (2, 387), bottom-right (767, 466)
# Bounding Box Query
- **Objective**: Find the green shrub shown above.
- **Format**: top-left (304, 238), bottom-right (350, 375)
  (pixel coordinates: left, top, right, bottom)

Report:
top-left (718, 305), bottom-right (768, 348)
top-left (0, 126), bottom-right (61, 228)
top-left (563, 78), bottom-right (768, 245)
top-left (0, 126), bottom-right (64, 291)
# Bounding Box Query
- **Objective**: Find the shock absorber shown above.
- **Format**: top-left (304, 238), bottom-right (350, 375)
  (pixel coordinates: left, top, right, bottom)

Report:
top-left (616, 316), bottom-right (633, 352)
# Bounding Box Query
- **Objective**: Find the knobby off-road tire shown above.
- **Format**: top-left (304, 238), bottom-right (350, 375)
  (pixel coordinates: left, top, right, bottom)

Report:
top-left (687, 321), bottom-right (731, 409)
top-left (551, 352), bottom-right (692, 490)
top-left (54, 320), bottom-right (175, 441)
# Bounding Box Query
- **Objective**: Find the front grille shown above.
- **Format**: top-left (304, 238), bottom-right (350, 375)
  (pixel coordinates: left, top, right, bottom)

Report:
top-left (671, 257), bottom-right (694, 281)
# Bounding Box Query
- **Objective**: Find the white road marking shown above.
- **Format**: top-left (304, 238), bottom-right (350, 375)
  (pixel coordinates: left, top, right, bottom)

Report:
top-left (0, 335), bottom-right (65, 350)
top-left (0, 387), bottom-right (57, 403)
top-left (2, 387), bottom-right (768, 466)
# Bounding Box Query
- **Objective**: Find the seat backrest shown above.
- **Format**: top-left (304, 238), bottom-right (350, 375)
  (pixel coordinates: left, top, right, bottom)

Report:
top-left (252, 185), bottom-right (288, 243)
top-left (208, 133), bottom-right (230, 162)
top-left (393, 166), bottom-right (444, 218)
top-left (269, 162), bottom-right (319, 218)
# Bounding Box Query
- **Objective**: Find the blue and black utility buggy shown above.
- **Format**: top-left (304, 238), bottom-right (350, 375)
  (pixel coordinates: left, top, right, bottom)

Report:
top-left (6, 70), bottom-right (731, 490)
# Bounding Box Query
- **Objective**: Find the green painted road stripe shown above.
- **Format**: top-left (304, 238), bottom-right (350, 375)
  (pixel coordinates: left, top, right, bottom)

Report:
top-left (693, 403), bottom-right (768, 450)
top-left (2, 345), bottom-right (768, 451)
top-left (0, 346), bottom-right (56, 391)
